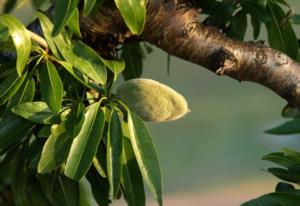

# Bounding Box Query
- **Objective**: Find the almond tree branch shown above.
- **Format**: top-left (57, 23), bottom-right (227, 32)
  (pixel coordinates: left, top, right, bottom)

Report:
top-left (80, 0), bottom-right (300, 107)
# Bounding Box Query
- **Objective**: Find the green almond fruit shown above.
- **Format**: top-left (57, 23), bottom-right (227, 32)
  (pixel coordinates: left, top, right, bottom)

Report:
top-left (116, 78), bottom-right (189, 122)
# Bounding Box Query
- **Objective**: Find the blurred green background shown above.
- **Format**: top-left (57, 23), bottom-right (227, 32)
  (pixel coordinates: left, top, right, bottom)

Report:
top-left (2, 0), bottom-right (300, 205)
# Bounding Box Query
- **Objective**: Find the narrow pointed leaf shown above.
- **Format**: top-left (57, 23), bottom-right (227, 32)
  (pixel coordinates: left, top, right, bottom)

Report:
top-left (67, 8), bottom-right (82, 37)
top-left (107, 109), bottom-right (123, 198)
top-left (8, 78), bottom-right (35, 108)
top-left (40, 61), bottom-right (64, 114)
top-left (83, 0), bottom-right (105, 16)
top-left (0, 70), bottom-right (27, 105)
top-left (265, 2), bottom-right (299, 60)
top-left (0, 14), bottom-right (31, 76)
top-left (114, 0), bottom-right (146, 35)
top-left (122, 136), bottom-right (145, 206)
top-left (38, 121), bottom-right (72, 173)
top-left (65, 102), bottom-right (105, 180)
top-left (127, 111), bottom-right (162, 206)
top-left (12, 102), bottom-right (60, 125)
top-left (0, 113), bottom-right (34, 150)
top-left (265, 118), bottom-right (300, 135)
top-left (52, 0), bottom-right (80, 36)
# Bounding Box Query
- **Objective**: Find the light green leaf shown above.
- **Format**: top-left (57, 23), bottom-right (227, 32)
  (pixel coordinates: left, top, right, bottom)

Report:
top-left (70, 41), bottom-right (107, 85)
top-left (52, 0), bottom-right (80, 36)
top-left (11, 102), bottom-right (61, 125)
top-left (114, 0), bottom-right (146, 35)
top-left (38, 121), bottom-right (72, 173)
top-left (65, 102), bottom-right (105, 180)
top-left (107, 109), bottom-right (123, 198)
top-left (127, 111), bottom-right (162, 206)
top-left (40, 61), bottom-right (64, 114)
top-left (67, 8), bottom-right (82, 37)
top-left (38, 12), bottom-right (67, 57)
top-left (0, 14), bottom-right (31, 76)
top-left (122, 136), bottom-right (145, 206)
top-left (102, 58), bottom-right (125, 80)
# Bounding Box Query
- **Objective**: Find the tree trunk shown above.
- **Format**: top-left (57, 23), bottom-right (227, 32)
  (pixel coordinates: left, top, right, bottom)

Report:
top-left (80, 0), bottom-right (300, 107)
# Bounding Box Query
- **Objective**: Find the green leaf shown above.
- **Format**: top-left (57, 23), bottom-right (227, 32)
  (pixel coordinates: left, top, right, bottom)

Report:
top-left (65, 102), bottom-right (105, 180)
top-left (0, 14), bottom-right (31, 76)
top-left (122, 136), bottom-right (145, 206)
top-left (121, 43), bottom-right (144, 80)
top-left (83, 0), bottom-right (105, 16)
top-left (0, 70), bottom-right (28, 105)
top-left (11, 102), bottom-right (61, 125)
top-left (102, 58), bottom-right (125, 80)
top-left (67, 8), bottom-right (82, 37)
top-left (114, 0), bottom-right (146, 35)
top-left (107, 109), bottom-right (123, 198)
top-left (38, 12), bottom-right (67, 57)
top-left (242, 191), bottom-right (300, 206)
top-left (227, 10), bottom-right (247, 40)
top-left (70, 41), bottom-right (107, 85)
top-left (263, 152), bottom-right (298, 168)
top-left (0, 113), bottom-right (33, 150)
top-left (265, 2), bottom-right (299, 60)
top-left (268, 168), bottom-right (300, 184)
top-left (86, 168), bottom-right (111, 206)
top-left (37, 121), bottom-right (72, 173)
top-left (251, 16), bottom-right (261, 40)
top-left (8, 78), bottom-right (35, 108)
top-left (40, 61), bottom-right (64, 114)
top-left (52, 0), bottom-right (80, 36)
top-left (127, 111), bottom-right (162, 206)
top-left (265, 118), bottom-right (300, 135)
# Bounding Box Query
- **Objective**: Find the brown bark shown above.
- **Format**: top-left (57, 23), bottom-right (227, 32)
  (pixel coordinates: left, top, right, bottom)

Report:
top-left (80, 0), bottom-right (300, 107)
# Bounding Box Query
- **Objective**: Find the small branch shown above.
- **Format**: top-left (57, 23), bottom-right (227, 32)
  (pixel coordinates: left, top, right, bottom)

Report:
top-left (27, 29), bottom-right (49, 53)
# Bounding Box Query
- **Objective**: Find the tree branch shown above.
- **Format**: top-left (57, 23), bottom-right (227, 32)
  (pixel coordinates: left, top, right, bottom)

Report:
top-left (80, 0), bottom-right (300, 107)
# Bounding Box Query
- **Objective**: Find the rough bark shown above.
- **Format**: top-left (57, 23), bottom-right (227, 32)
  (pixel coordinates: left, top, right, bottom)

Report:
top-left (80, 0), bottom-right (300, 107)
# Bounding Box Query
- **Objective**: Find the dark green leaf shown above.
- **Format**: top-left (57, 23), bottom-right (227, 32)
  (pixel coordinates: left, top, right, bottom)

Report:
top-left (12, 102), bottom-right (61, 124)
top-left (40, 61), bottom-right (64, 114)
top-left (52, 0), bottom-right (80, 36)
top-left (251, 16), bottom-right (261, 40)
top-left (65, 102), bottom-right (105, 180)
top-left (227, 10), bottom-right (247, 40)
top-left (265, 2), bottom-right (299, 60)
top-left (114, 0), bottom-right (146, 35)
top-left (122, 136), bottom-right (145, 206)
top-left (0, 14), bottom-right (31, 76)
top-left (268, 168), bottom-right (300, 184)
top-left (127, 111), bottom-right (162, 206)
top-left (86, 168), bottom-right (111, 206)
top-left (107, 109), bottom-right (123, 198)
top-left (276, 182), bottom-right (295, 192)
top-left (0, 70), bottom-right (27, 105)
top-left (0, 113), bottom-right (33, 150)
top-left (121, 43), bottom-right (144, 80)
top-left (265, 118), bottom-right (300, 135)
top-left (8, 78), bottom-right (35, 108)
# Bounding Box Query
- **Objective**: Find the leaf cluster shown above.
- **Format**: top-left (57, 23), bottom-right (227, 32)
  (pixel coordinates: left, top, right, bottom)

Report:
top-left (0, 1), bottom-right (162, 206)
